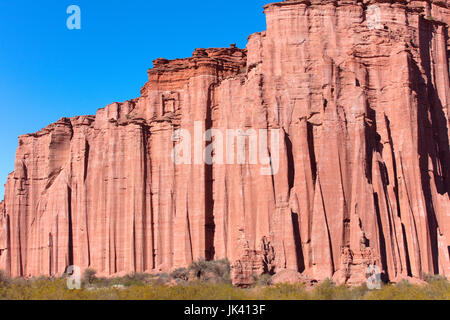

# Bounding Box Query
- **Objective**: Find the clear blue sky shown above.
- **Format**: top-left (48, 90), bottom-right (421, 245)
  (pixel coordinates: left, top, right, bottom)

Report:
top-left (0, 0), bottom-right (268, 199)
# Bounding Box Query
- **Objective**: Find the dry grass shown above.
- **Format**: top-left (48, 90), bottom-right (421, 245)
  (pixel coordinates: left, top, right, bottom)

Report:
top-left (1, 262), bottom-right (449, 300)
top-left (0, 276), bottom-right (448, 300)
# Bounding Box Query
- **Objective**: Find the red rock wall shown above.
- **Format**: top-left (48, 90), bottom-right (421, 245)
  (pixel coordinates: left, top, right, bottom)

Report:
top-left (0, 0), bottom-right (449, 284)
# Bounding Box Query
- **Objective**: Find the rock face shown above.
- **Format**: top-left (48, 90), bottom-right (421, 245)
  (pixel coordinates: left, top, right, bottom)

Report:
top-left (0, 0), bottom-right (449, 286)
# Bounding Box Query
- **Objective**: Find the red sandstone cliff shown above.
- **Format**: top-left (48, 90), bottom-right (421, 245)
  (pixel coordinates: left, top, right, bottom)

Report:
top-left (0, 0), bottom-right (449, 286)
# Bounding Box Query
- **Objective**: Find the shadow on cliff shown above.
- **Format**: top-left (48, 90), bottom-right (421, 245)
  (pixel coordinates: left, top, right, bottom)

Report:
top-left (409, 17), bottom-right (450, 274)
top-left (205, 84), bottom-right (216, 260)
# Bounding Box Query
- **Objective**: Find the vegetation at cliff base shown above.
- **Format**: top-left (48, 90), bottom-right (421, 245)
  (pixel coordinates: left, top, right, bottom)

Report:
top-left (0, 268), bottom-right (449, 300)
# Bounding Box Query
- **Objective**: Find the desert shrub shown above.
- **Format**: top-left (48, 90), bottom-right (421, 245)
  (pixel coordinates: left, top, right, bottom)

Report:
top-left (364, 281), bottom-right (415, 300)
top-left (89, 276), bottom-right (110, 287)
top-left (188, 259), bottom-right (231, 283)
top-left (150, 273), bottom-right (171, 286)
top-left (119, 273), bottom-right (151, 287)
top-left (422, 273), bottom-right (448, 283)
top-left (346, 283), bottom-right (370, 300)
top-left (252, 273), bottom-right (272, 287)
top-left (421, 278), bottom-right (450, 300)
top-left (10, 277), bottom-right (30, 287)
top-left (318, 283), bottom-right (369, 300)
top-left (0, 270), bottom-right (10, 286)
top-left (171, 268), bottom-right (189, 281)
top-left (82, 268), bottom-right (97, 285)
top-left (311, 279), bottom-right (337, 300)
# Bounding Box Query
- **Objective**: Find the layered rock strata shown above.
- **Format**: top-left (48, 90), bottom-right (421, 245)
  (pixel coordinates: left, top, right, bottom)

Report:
top-left (0, 0), bottom-right (449, 286)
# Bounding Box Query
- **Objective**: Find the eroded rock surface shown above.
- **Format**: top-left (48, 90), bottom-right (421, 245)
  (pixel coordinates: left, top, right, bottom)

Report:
top-left (0, 0), bottom-right (449, 286)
